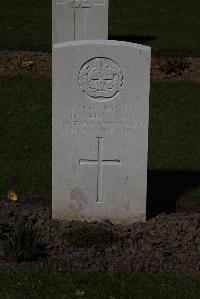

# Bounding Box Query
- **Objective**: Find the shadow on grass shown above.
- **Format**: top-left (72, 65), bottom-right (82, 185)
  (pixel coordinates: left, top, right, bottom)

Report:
top-left (109, 35), bottom-right (156, 44)
top-left (147, 170), bottom-right (200, 219)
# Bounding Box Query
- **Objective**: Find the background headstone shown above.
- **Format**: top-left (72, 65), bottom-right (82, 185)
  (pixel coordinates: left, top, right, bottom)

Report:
top-left (53, 0), bottom-right (109, 44)
top-left (53, 40), bottom-right (151, 223)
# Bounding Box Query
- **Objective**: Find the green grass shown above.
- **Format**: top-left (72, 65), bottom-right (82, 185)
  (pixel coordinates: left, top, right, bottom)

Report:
top-left (0, 0), bottom-right (51, 50)
top-left (0, 75), bottom-right (51, 198)
top-left (0, 0), bottom-right (200, 54)
top-left (109, 0), bottom-right (200, 55)
top-left (0, 267), bottom-right (200, 298)
top-left (64, 224), bottom-right (121, 248)
top-left (0, 76), bottom-right (199, 200)
top-left (149, 81), bottom-right (200, 171)
top-left (177, 186), bottom-right (200, 207)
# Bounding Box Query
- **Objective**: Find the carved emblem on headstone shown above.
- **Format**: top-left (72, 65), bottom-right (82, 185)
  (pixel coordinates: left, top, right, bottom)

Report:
top-left (79, 57), bottom-right (124, 99)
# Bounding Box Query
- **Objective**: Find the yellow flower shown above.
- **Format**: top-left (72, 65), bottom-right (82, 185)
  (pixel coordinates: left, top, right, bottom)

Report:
top-left (7, 191), bottom-right (17, 202)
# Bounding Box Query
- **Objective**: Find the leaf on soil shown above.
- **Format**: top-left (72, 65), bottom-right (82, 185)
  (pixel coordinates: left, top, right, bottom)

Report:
top-left (74, 289), bottom-right (85, 297)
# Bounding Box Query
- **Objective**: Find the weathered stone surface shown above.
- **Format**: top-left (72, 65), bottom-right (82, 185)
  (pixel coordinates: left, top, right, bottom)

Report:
top-left (52, 40), bottom-right (151, 223)
top-left (53, 0), bottom-right (109, 43)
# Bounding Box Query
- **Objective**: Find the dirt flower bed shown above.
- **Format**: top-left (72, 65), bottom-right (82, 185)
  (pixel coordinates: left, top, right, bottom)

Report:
top-left (0, 51), bottom-right (51, 76)
top-left (151, 56), bottom-right (200, 81)
top-left (0, 199), bottom-right (200, 273)
top-left (0, 51), bottom-right (200, 81)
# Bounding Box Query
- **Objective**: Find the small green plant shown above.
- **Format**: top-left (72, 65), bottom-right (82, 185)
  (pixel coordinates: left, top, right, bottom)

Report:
top-left (4, 221), bottom-right (45, 262)
top-left (64, 224), bottom-right (121, 248)
top-left (21, 60), bottom-right (34, 67)
top-left (159, 58), bottom-right (190, 75)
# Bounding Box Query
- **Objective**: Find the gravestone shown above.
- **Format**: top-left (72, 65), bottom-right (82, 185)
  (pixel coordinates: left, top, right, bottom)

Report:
top-left (53, 0), bottom-right (109, 43)
top-left (52, 40), bottom-right (151, 223)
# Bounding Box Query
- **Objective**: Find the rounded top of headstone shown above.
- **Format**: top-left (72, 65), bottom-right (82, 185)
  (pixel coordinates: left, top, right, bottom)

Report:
top-left (53, 40), bottom-right (151, 53)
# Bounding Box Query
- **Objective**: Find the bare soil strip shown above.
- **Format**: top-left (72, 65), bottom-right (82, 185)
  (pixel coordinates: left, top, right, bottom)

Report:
top-left (0, 51), bottom-right (200, 81)
top-left (0, 51), bottom-right (51, 76)
top-left (1, 199), bottom-right (200, 272)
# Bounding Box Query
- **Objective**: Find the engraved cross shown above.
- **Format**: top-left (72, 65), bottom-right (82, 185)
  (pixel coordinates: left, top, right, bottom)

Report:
top-left (56, 0), bottom-right (105, 40)
top-left (79, 137), bottom-right (121, 203)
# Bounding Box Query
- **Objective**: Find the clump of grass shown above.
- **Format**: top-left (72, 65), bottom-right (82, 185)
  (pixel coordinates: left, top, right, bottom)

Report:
top-left (159, 58), bottom-right (190, 75)
top-left (4, 222), bottom-right (45, 263)
top-left (64, 224), bottom-right (121, 249)
top-left (177, 187), bottom-right (200, 209)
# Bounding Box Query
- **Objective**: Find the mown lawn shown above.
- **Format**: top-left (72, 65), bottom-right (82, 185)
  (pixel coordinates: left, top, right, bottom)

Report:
top-left (0, 76), bottom-right (51, 199)
top-left (0, 0), bottom-right (200, 54)
top-left (0, 0), bottom-right (51, 50)
top-left (149, 81), bottom-right (200, 171)
top-left (0, 76), bottom-right (199, 201)
top-left (0, 267), bottom-right (200, 299)
top-left (109, 0), bottom-right (200, 56)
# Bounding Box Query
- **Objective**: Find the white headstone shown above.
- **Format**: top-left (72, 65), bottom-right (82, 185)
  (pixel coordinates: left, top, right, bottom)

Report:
top-left (52, 40), bottom-right (151, 223)
top-left (53, 0), bottom-right (109, 43)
